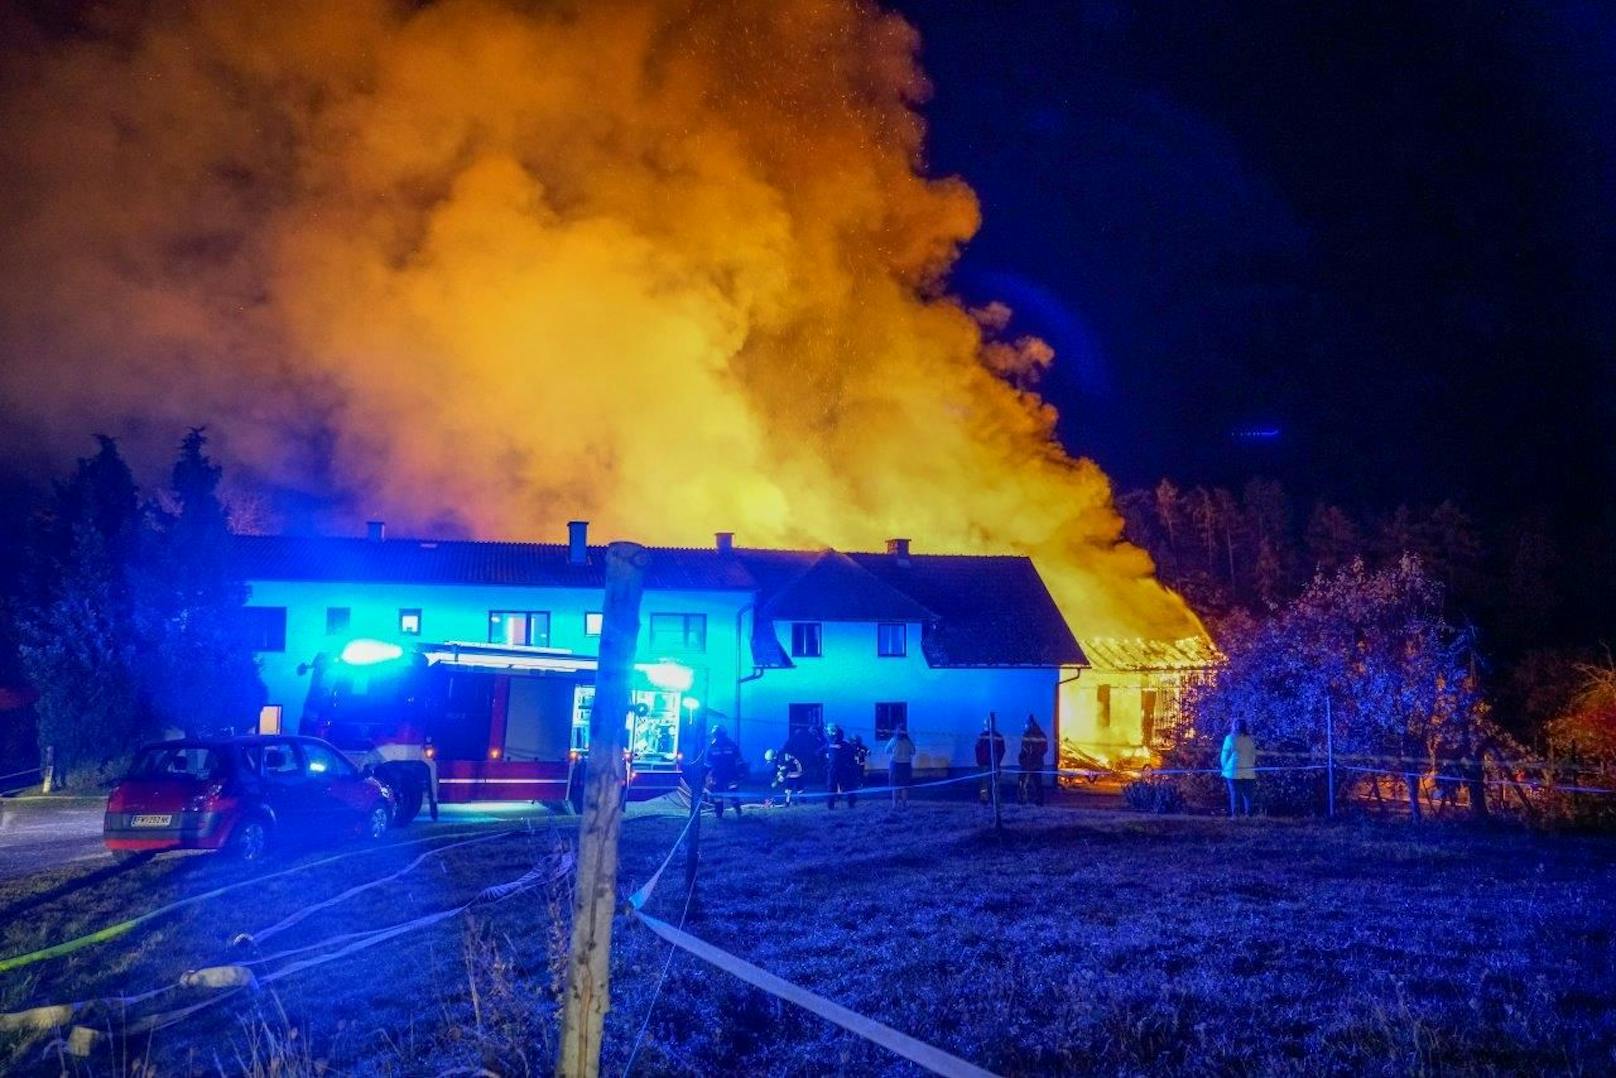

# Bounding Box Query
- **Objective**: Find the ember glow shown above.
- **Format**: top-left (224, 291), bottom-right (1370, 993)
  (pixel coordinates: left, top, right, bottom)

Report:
top-left (0, 0), bottom-right (1198, 639)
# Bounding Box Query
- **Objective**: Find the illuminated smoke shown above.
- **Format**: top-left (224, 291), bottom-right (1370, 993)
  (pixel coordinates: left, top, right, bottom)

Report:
top-left (0, 0), bottom-right (1199, 638)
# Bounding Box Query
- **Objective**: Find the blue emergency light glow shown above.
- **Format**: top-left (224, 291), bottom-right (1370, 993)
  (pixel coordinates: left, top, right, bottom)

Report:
top-left (642, 660), bottom-right (694, 693)
top-left (339, 638), bottom-right (405, 666)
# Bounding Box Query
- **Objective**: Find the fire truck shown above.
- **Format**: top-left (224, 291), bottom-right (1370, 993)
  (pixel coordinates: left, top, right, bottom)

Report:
top-left (302, 638), bottom-right (699, 823)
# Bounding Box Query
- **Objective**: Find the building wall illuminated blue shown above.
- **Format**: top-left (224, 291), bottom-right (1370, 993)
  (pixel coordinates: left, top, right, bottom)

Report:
top-left (235, 526), bottom-right (1086, 774)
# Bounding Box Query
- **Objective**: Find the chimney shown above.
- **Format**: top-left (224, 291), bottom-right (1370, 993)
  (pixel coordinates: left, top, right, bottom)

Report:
top-left (567, 520), bottom-right (588, 566)
top-left (366, 520), bottom-right (386, 542)
top-left (886, 537), bottom-right (911, 566)
top-left (715, 531), bottom-right (734, 554)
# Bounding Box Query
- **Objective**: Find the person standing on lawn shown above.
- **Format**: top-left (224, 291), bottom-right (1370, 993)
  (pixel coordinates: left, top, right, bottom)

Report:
top-left (826, 726), bottom-right (860, 809)
top-left (884, 726), bottom-right (917, 805)
top-left (1221, 718), bottom-right (1258, 817)
top-left (707, 726), bottom-right (744, 818)
top-left (975, 714), bottom-right (1006, 803)
top-left (1017, 715), bottom-right (1048, 806)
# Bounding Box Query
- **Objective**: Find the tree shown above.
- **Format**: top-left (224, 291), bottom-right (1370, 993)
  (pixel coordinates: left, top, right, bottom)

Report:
top-left (138, 429), bottom-right (265, 736)
top-left (1305, 503), bottom-right (1361, 574)
top-left (15, 438), bottom-right (150, 787)
top-left (1181, 556), bottom-right (1496, 819)
top-left (1544, 649), bottom-right (1616, 763)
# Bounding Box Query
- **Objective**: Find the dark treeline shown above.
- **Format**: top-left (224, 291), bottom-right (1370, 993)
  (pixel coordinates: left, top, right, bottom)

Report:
top-left (1117, 478), bottom-right (1607, 742)
top-left (0, 431), bottom-right (264, 787)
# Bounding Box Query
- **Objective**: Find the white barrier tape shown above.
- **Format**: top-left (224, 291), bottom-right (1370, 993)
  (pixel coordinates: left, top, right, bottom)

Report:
top-left (634, 911), bottom-right (999, 1078)
top-left (235, 830), bottom-right (512, 947)
top-left (747, 771), bottom-right (986, 805)
top-left (1336, 763), bottom-right (1616, 796)
top-left (0, 766), bottom-right (41, 783)
top-left (627, 809), bottom-right (700, 911)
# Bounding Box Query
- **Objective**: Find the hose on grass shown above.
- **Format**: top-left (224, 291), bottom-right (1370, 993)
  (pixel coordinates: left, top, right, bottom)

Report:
top-left (0, 827), bottom-right (511, 975)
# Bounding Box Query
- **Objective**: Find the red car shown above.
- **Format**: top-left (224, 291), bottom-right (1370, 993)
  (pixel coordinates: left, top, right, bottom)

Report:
top-left (104, 735), bottom-right (396, 862)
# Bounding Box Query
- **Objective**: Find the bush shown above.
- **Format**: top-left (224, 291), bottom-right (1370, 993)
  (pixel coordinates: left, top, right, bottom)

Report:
top-left (1122, 779), bottom-right (1184, 814)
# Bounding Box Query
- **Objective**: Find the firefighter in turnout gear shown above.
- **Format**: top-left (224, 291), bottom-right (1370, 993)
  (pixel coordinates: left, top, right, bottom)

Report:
top-left (1018, 715), bottom-right (1048, 806)
top-left (975, 713), bottom-right (1006, 803)
top-left (706, 726), bottom-right (743, 818)
top-left (826, 726), bottom-right (859, 809)
top-left (766, 746), bottom-right (806, 806)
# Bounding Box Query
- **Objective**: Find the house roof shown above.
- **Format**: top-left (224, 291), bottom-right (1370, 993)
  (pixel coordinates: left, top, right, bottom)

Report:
top-left (1079, 636), bottom-right (1220, 671)
top-left (761, 550), bottom-right (935, 623)
top-left (231, 533), bottom-right (1089, 669)
top-left (230, 534), bottom-right (754, 592)
top-left (849, 552), bottom-right (1087, 668)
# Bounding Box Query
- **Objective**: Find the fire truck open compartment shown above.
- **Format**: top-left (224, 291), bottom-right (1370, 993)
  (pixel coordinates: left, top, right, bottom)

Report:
top-left (305, 640), bottom-right (698, 806)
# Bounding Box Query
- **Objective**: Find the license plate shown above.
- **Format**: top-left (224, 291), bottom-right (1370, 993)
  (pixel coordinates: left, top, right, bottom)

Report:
top-left (131, 814), bottom-right (173, 828)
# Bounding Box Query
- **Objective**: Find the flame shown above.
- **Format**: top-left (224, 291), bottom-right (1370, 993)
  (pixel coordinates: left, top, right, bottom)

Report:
top-left (0, 0), bottom-right (1199, 640)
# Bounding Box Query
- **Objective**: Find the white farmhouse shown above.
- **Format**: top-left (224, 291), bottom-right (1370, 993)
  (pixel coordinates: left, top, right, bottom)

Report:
top-left (235, 522), bottom-right (1086, 797)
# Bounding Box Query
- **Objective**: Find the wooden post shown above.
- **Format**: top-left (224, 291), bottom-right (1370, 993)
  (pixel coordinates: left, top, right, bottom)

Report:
top-left (1324, 697), bottom-right (1335, 819)
top-left (41, 745), bottom-right (54, 795)
top-left (989, 713), bottom-right (1003, 833)
top-left (683, 760), bottom-right (704, 922)
top-left (557, 542), bottom-right (647, 1078)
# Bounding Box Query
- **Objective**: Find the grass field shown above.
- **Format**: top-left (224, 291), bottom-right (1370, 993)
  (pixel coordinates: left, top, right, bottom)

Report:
top-left (2, 797), bottom-right (1615, 1075)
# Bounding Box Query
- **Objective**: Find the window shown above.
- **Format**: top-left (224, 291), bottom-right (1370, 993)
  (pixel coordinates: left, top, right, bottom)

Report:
top-left (261, 741), bottom-right (302, 780)
top-left (325, 607), bottom-right (351, 635)
top-left (788, 703), bottom-right (824, 737)
top-left (875, 702), bottom-right (908, 741)
top-left (790, 622), bottom-right (822, 658)
top-left (1095, 684), bottom-right (1112, 730)
top-left (584, 611), bottom-right (603, 637)
top-left (489, 610), bottom-right (550, 646)
top-left (243, 607), bottom-right (287, 652)
top-left (877, 623), bottom-right (906, 657)
top-left (398, 608), bottom-right (422, 636)
top-left (1141, 688), bottom-right (1159, 746)
top-left (650, 613), bottom-right (707, 651)
top-left (301, 742), bottom-right (357, 778)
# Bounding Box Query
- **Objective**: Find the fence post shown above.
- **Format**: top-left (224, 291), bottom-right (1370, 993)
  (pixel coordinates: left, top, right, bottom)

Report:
top-left (683, 761), bottom-right (704, 922)
top-left (557, 542), bottom-right (647, 1078)
top-left (989, 713), bottom-right (1003, 833)
top-left (41, 745), bottom-right (55, 795)
top-left (1324, 697), bottom-right (1335, 819)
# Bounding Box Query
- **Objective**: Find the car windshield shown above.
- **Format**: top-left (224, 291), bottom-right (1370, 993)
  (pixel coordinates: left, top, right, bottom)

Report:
top-left (129, 745), bottom-right (223, 780)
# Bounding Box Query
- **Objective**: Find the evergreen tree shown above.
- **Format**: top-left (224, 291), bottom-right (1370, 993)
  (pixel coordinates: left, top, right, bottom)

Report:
top-left (138, 429), bottom-right (265, 736)
top-left (15, 438), bottom-right (150, 787)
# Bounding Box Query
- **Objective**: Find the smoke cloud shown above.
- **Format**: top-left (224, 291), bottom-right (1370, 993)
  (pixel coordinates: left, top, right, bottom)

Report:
top-left (0, 0), bottom-right (1198, 638)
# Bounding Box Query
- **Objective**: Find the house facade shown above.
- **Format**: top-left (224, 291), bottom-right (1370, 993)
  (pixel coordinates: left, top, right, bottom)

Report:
top-left (235, 524), bottom-right (1086, 777)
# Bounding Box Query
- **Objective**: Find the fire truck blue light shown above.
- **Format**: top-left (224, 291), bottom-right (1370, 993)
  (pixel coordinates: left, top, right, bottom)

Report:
top-left (642, 660), bottom-right (694, 692)
top-left (338, 638), bottom-right (406, 666)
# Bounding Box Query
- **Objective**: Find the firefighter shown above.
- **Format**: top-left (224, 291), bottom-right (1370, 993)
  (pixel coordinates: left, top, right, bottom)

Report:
top-left (706, 726), bottom-right (743, 818)
top-left (975, 713), bottom-right (1006, 803)
top-left (766, 745), bottom-right (806, 806)
top-left (826, 726), bottom-right (859, 809)
top-left (849, 735), bottom-right (871, 788)
top-left (1018, 715), bottom-right (1048, 806)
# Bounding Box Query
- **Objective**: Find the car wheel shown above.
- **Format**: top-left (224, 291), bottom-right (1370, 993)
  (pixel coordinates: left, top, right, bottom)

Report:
top-left (365, 804), bottom-right (390, 841)
top-left (231, 816), bottom-right (270, 862)
top-left (391, 783), bottom-right (423, 827)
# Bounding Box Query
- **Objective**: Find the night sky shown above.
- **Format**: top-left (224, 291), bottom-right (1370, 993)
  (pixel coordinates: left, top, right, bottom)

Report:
top-left (899, 1), bottom-right (1616, 520)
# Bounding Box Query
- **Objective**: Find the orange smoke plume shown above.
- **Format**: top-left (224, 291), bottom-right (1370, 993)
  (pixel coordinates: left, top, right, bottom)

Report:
top-left (0, 0), bottom-right (1198, 639)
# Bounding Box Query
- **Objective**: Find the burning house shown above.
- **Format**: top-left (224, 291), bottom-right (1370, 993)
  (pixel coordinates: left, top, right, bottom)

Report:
top-left (235, 523), bottom-right (1108, 805)
top-left (1058, 636), bottom-right (1221, 764)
